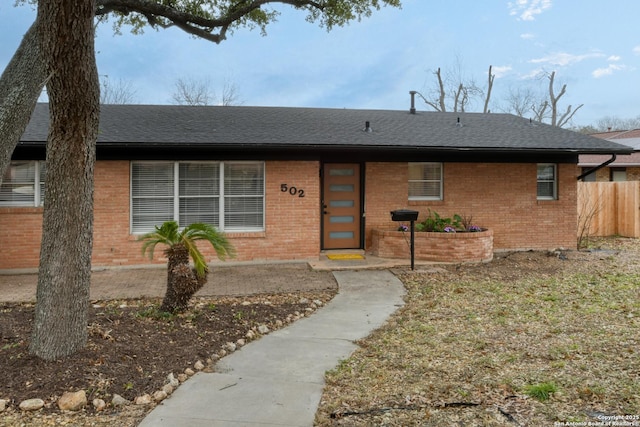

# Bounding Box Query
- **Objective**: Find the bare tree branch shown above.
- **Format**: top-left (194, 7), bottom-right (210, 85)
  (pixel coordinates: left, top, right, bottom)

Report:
top-left (172, 77), bottom-right (215, 105)
top-left (436, 67), bottom-right (446, 112)
top-left (483, 65), bottom-right (494, 114)
top-left (100, 76), bottom-right (137, 104)
top-left (220, 79), bottom-right (243, 106)
top-left (557, 103), bottom-right (584, 128)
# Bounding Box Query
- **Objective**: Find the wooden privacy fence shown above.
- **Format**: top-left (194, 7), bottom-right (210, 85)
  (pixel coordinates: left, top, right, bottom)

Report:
top-left (577, 181), bottom-right (640, 238)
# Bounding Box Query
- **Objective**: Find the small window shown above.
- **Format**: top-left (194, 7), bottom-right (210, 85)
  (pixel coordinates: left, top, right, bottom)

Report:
top-left (611, 167), bottom-right (626, 182)
top-left (581, 168), bottom-right (596, 182)
top-left (0, 161), bottom-right (46, 207)
top-left (408, 162), bottom-right (442, 200)
top-left (537, 164), bottom-right (557, 200)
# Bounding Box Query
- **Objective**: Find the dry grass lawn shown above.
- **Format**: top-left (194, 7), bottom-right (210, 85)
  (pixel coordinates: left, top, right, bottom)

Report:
top-left (316, 238), bottom-right (640, 426)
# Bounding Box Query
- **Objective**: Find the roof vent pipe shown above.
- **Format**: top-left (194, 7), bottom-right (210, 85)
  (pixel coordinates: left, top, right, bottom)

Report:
top-left (363, 121), bottom-right (373, 132)
top-left (409, 90), bottom-right (417, 114)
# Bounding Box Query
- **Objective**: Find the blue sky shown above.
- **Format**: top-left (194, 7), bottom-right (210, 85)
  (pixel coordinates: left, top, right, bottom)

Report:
top-left (2, 0), bottom-right (640, 127)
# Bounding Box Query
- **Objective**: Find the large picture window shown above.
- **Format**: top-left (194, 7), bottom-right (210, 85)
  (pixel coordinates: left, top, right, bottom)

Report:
top-left (131, 161), bottom-right (264, 233)
top-left (537, 163), bottom-right (557, 200)
top-left (408, 162), bottom-right (443, 200)
top-left (0, 161), bottom-right (47, 207)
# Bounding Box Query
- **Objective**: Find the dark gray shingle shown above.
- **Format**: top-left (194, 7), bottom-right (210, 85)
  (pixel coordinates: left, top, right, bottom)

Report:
top-left (20, 103), bottom-right (631, 154)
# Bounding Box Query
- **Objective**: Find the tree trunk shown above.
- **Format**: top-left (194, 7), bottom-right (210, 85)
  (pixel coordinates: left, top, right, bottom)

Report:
top-left (161, 244), bottom-right (208, 313)
top-left (29, 0), bottom-right (100, 360)
top-left (0, 22), bottom-right (46, 183)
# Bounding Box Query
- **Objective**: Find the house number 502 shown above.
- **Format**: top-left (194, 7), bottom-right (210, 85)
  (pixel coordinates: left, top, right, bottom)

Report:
top-left (281, 184), bottom-right (305, 197)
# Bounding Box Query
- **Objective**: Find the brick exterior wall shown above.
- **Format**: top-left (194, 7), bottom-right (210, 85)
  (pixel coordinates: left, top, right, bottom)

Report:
top-left (0, 160), bottom-right (320, 270)
top-left (363, 162), bottom-right (578, 252)
top-left (0, 207), bottom-right (43, 270)
top-left (371, 228), bottom-right (494, 263)
top-left (0, 160), bottom-right (577, 270)
top-left (627, 168), bottom-right (640, 181)
top-left (590, 167), bottom-right (640, 181)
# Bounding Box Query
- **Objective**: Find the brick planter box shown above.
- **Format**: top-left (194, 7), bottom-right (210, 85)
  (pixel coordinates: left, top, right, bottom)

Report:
top-left (370, 228), bottom-right (494, 263)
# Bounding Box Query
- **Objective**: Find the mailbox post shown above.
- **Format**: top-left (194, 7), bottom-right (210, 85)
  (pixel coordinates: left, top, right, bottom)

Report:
top-left (390, 209), bottom-right (419, 270)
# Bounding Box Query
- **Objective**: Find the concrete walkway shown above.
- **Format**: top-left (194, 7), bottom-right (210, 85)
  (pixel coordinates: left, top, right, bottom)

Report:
top-left (138, 269), bottom-right (406, 427)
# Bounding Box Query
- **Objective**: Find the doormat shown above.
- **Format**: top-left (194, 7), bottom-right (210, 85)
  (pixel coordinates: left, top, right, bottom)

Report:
top-left (326, 254), bottom-right (365, 260)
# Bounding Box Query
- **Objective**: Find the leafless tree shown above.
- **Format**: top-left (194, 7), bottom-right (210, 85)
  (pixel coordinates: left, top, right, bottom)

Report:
top-left (577, 183), bottom-right (605, 249)
top-left (483, 65), bottom-right (494, 114)
top-left (595, 116), bottom-right (640, 132)
top-left (417, 63), bottom-right (490, 113)
top-left (545, 71), bottom-right (583, 127)
top-left (172, 77), bottom-right (242, 106)
top-left (502, 87), bottom-right (537, 118)
top-left (172, 77), bottom-right (214, 106)
top-left (219, 79), bottom-right (243, 106)
top-left (100, 76), bottom-right (137, 104)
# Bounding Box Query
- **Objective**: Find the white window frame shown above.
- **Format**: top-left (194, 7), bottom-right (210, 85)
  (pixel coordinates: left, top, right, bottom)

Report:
top-left (537, 163), bottom-right (558, 200)
top-left (0, 161), bottom-right (46, 207)
top-left (130, 161), bottom-right (265, 234)
top-left (408, 162), bottom-right (443, 201)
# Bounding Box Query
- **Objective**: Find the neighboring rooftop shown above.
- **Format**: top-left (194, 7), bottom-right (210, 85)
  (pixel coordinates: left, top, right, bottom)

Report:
top-left (590, 129), bottom-right (640, 140)
top-left (579, 129), bottom-right (640, 167)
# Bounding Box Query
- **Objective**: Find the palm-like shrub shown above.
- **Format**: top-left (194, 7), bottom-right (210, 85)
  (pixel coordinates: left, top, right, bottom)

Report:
top-left (139, 221), bottom-right (235, 313)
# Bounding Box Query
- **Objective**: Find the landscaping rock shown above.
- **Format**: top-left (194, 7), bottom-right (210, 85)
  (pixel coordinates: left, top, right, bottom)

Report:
top-left (194, 360), bottom-right (205, 371)
top-left (167, 373), bottom-right (179, 388)
top-left (162, 384), bottom-right (174, 395)
top-left (111, 394), bottom-right (129, 406)
top-left (93, 398), bottom-right (106, 411)
top-left (135, 394), bottom-right (152, 405)
top-left (153, 390), bottom-right (167, 402)
top-left (257, 324), bottom-right (269, 334)
top-left (0, 399), bottom-right (7, 412)
top-left (58, 390), bottom-right (87, 411)
top-left (19, 398), bottom-right (44, 411)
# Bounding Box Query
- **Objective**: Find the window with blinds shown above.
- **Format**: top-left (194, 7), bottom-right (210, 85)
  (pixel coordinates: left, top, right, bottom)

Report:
top-left (131, 161), bottom-right (264, 233)
top-left (408, 162), bottom-right (443, 200)
top-left (537, 163), bottom-right (557, 200)
top-left (0, 161), bottom-right (47, 207)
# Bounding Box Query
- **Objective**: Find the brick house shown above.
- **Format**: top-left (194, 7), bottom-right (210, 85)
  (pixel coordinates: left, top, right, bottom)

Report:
top-left (579, 129), bottom-right (640, 181)
top-left (1, 103), bottom-right (631, 270)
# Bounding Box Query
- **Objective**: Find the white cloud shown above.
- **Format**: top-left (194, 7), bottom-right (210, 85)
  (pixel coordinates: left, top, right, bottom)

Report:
top-left (607, 55), bottom-right (621, 62)
top-left (508, 0), bottom-right (552, 21)
top-left (518, 68), bottom-right (544, 80)
top-left (492, 65), bottom-right (513, 78)
top-left (592, 64), bottom-right (625, 78)
top-left (520, 33), bottom-right (535, 40)
top-left (633, 46), bottom-right (640, 55)
top-left (529, 51), bottom-right (604, 67)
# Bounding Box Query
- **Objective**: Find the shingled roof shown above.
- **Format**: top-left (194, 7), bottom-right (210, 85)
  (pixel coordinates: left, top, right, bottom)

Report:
top-left (17, 103), bottom-right (631, 162)
top-left (579, 128), bottom-right (640, 167)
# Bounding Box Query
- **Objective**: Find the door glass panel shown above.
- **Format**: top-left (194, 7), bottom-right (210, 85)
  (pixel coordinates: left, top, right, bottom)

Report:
top-left (330, 200), bottom-right (354, 207)
top-left (330, 216), bottom-right (354, 223)
top-left (329, 184), bottom-right (354, 192)
top-left (329, 168), bottom-right (354, 176)
top-left (329, 231), bottom-right (354, 239)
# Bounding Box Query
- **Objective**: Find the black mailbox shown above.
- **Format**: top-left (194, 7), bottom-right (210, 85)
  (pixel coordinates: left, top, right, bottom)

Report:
top-left (389, 209), bottom-right (419, 270)
top-left (390, 209), bottom-right (419, 222)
